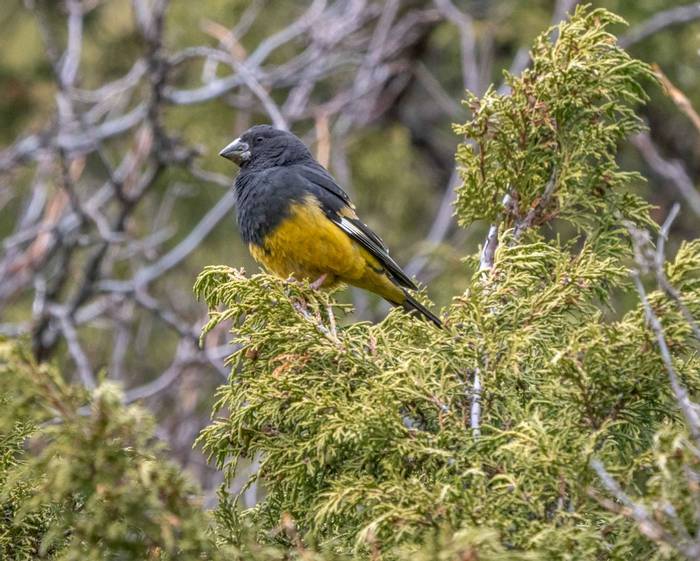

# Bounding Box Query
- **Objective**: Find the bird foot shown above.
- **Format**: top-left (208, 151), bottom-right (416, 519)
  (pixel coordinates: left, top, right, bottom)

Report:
top-left (310, 273), bottom-right (328, 290)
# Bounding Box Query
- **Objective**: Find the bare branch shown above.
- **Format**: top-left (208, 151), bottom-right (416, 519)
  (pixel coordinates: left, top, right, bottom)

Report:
top-left (71, 59), bottom-right (147, 103)
top-left (633, 272), bottom-right (700, 443)
top-left (134, 189), bottom-right (237, 287)
top-left (60, 0), bottom-right (84, 87)
top-left (247, 0), bottom-right (327, 69)
top-left (620, 3), bottom-right (700, 48)
top-left (53, 307), bottom-right (96, 390)
top-left (479, 224), bottom-right (499, 272)
top-left (228, 58), bottom-right (288, 130)
top-left (470, 368), bottom-right (481, 439)
top-left (653, 65), bottom-right (700, 135)
top-left (590, 459), bottom-right (681, 549)
top-left (434, 0), bottom-right (478, 93)
top-left (631, 132), bottom-right (700, 218)
top-left (406, 170), bottom-right (460, 278)
top-left (654, 204), bottom-right (700, 342)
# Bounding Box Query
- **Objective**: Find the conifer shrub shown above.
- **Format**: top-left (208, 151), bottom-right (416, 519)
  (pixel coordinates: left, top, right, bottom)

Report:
top-left (0, 341), bottom-right (227, 560)
top-left (194, 6), bottom-right (700, 560)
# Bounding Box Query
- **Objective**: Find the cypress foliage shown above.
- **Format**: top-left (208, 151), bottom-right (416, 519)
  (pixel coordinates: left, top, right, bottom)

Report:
top-left (194, 6), bottom-right (700, 560)
top-left (0, 341), bottom-right (227, 560)
top-left (3, 6), bottom-right (700, 560)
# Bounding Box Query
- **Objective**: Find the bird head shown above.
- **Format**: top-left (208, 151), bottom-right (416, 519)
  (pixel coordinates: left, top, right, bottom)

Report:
top-left (219, 125), bottom-right (311, 169)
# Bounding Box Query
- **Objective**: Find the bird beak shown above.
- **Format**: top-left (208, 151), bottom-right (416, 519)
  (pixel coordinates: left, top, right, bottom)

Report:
top-left (219, 138), bottom-right (251, 165)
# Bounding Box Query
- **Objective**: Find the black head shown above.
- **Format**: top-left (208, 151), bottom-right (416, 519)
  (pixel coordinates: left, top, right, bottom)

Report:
top-left (219, 125), bottom-right (312, 169)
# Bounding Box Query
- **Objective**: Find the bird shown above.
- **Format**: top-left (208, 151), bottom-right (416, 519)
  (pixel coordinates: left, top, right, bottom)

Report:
top-left (219, 125), bottom-right (441, 328)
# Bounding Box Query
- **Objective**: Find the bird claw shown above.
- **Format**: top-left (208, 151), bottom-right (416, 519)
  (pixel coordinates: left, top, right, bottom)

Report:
top-left (310, 273), bottom-right (328, 290)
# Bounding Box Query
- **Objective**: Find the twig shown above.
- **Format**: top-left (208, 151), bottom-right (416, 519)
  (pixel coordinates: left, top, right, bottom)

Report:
top-left (479, 224), bottom-right (499, 272)
top-left (406, 170), bottom-right (460, 278)
top-left (512, 170), bottom-right (557, 241)
top-left (315, 112), bottom-right (331, 168)
top-left (655, 204), bottom-right (700, 342)
top-left (470, 368), bottom-right (481, 439)
top-left (229, 58), bottom-right (288, 130)
top-left (620, 3), bottom-right (700, 48)
top-left (123, 340), bottom-right (190, 403)
top-left (590, 459), bottom-right (678, 546)
top-left (131, 190), bottom-right (237, 287)
top-left (653, 65), bottom-right (700, 134)
top-left (434, 0), bottom-right (479, 92)
top-left (248, 0), bottom-right (327, 68)
top-left (633, 273), bottom-right (700, 444)
top-left (53, 307), bottom-right (96, 390)
top-left (292, 298), bottom-right (339, 345)
top-left (60, 0), bottom-right (83, 87)
top-left (326, 303), bottom-right (338, 341)
top-left (631, 133), bottom-right (700, 219)
top-left (71, 59), bottom-right (147, 103)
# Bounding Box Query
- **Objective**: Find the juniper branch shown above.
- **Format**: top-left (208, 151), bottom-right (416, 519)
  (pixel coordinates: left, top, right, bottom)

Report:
top-left (633, 272), bottom-right (700, 443)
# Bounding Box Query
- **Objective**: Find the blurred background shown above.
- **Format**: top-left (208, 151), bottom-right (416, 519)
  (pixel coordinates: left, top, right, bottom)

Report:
top-left (1, 0), bottom-right (699, 501)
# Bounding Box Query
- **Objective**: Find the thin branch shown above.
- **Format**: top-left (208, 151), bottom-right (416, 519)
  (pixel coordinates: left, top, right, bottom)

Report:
top-left (620, 3), bottom-right (700, 48)
top-left (631, 132), bottom-right (700, 219)
top-left (470, 368), bottom-right (481, 439)
top-left (123, 340), bottom-right (190, 403)
top-left (228, 58), bottom-right (288, 130)
top-left (479, 224), bottom-right (499, 272)
top-left (134, 288), bottom-right (198, 341)
top-left (291, 298), bottom-right (341, 347)
top-left (414, 62), bottom-right (462, 118)
top-left (133, 189), bottom-right (237, 287)
top-left (166, 0), bottom-right (326, 106)
top-left (53, 307), bottom-right (96, 390)
top-left (654, 204), bottom-right (700, 342)
top-left (434, 0), bottom-right (478, 93)
top-left (406, 170), bottom-right (460, 278)
top-left (71, 59), bottom-right (147, 102)
top-left (60, 0), bottom-right (84, 87)
top-left (246, 0), bottom-right (327, 69)
top-left (590, 459), bottom-right (680, 547)
top-left (513, 170), bottom-right (557, 241)
top-left (633, 272), bottom-right (700, 443)
top-left (653, 64), bottom-right (700, 134)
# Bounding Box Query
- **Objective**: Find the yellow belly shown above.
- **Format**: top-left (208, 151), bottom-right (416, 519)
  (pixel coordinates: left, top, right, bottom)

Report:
top-left (249, 197), bottom-right (405, 304)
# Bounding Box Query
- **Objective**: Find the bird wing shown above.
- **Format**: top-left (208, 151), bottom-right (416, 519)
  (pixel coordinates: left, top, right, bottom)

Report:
top-left (295, 163), bottom-right (354, 208)
top-left (292, 163), bottom-right (417, 291)
top-left (331, 212), bottom-right (417, 290)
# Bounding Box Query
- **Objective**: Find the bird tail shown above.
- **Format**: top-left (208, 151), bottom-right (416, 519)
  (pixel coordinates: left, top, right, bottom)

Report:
top-left (401, 290), bottom-right (442, 329)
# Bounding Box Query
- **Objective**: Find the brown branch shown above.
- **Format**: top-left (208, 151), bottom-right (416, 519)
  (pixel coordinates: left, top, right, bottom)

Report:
top-left (513, 170), bottom-right (557, 241)
top-left (653, 64), bottom-right (700, 134)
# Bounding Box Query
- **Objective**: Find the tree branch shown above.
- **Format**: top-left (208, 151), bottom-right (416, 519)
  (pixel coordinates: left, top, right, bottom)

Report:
top-left (620, 3), bottom-right (700, 48)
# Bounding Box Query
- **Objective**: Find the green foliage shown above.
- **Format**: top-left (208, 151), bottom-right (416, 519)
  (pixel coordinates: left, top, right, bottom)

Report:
top-left (4, 6), bottom-right (700, 561)
top-left (0, 340), bottom-right (226, 560)
top-left (624, 426), bottom-right (700, 557)
top-left (193, 237), bottom-right (700, 560)
top-left (454, 7), bottom-right (654, 243)
top-left (192, 7), bottom-right (700, 560)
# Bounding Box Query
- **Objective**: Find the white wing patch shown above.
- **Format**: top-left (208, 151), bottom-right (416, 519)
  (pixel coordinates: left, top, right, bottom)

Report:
top-left (333, 216), bottom-right (417, 290)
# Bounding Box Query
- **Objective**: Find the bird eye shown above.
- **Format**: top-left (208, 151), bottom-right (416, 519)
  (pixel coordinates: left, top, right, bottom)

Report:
top-left (255, 136), bottom-right (264, 144)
